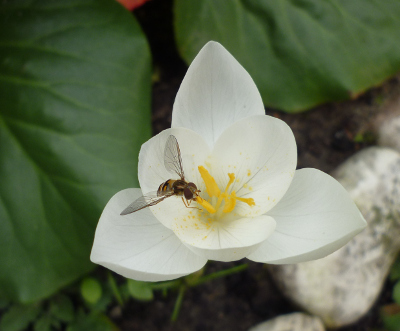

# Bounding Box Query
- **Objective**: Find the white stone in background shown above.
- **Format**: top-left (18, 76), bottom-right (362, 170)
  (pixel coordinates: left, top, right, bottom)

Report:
top-left (248, 313), bottom-right (325, 331)
top-left (378, 115), bottom-right (400, 153)
top-left (268, 147), bottom-right (400, 328)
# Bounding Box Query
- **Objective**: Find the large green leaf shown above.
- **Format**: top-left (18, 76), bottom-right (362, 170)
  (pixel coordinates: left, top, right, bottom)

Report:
top-left (0, 0), bottom-right (151, 302)
top-left (175, 0), bottom-right (400, 112)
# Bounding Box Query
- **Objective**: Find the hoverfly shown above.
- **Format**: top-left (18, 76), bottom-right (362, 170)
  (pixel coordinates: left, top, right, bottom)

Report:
top-left (120, 135), bottom-right (201, 215)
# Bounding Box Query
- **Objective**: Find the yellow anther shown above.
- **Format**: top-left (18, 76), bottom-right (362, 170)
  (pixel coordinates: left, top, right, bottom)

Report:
top-left (227, 173), bottom-right (235, 189)
top-left (195, 196), bottom-right (216, 214)
top-left (232, 191), bottom-right (255, 206)
top-left (198, 166), bottom-right (220, 197)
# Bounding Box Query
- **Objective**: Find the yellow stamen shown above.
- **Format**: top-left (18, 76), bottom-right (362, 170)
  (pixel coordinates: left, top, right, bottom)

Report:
top-left (226, 173), bottom-right (235, 188)
top-left (198, 166), bottom-right (220, 197)
top-left (223, 196), bottom-right (236, 213)
top-left (215, 173), bottom-right (235, 211)
top-left (232, 191), bottom-right (255, 206)
top-left (195, 196), bottom-right (216, 214)
top-left (197, 166), bottom-right (255, 215)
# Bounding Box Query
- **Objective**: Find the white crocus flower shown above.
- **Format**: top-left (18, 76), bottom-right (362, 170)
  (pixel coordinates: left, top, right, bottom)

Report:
top-left (90, 41), bottom-right (367, 281)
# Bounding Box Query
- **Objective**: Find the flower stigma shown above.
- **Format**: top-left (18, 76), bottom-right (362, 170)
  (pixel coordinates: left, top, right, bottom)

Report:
top-left (195, 166), bottom-right (255, 220)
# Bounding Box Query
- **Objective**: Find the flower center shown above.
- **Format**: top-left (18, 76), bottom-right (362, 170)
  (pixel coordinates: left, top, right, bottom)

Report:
top-left (195, 166), bottom-right (255, 218)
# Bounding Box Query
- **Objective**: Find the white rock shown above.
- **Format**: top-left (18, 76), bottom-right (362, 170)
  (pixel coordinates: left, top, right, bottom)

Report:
top-left (248, 313), bottom-right (325, 331)
top-left (378, 115), bottom-right (400, 153)
top-left (268, 147), bottom-right (400, 328)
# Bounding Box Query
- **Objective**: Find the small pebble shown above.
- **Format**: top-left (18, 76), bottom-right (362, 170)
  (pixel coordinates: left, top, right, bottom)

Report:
top-left (248, 312), bottom-right (325, 331)
top-left (268, 147), bottom-right (400, 327)
top-left (378, 115), bottom-right (400, 153)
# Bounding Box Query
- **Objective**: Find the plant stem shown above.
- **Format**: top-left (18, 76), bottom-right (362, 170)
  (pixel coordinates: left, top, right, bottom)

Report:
top-left (170, 285), bottom-right (186, 322)
top-left (150, 279), bottom-right (181, 290)
top-left (107, 272), bottom-right (124, 306)
top-left (188, 263), bottom-right (248, 287)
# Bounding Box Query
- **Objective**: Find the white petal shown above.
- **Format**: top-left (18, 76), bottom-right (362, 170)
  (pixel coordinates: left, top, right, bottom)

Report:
top-left (90, 189), bottom-right (207, 281)
top-left (138, 128), bottom-right (210, 229)
top-left (172, 41), bottom-right (265, 149)
top-left (247, 169), bottom-right (367, 264)
top-left (172, 214), bottom-right (276, 262)
top-left (210, 115), bottom-right (297, 217)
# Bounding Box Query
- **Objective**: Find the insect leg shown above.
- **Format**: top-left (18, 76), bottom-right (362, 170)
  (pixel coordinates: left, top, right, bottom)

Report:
top-left (182, 197), bottom-right (200, 210)
top-left (181, 197), bottom-right (189, 208)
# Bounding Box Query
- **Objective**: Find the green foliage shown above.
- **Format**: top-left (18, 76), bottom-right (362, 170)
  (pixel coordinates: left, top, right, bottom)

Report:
top-left (391, 257), bottom-right (400, 281)
top-left (107, 273), bottom-right (124, 307)
top-left (48, 295), bottom-right (74, 323)
top-left (66, 310), bottom-right (117, 331)
top-left (0, 298), bottom-right (9, 310)
top-left (0, 303), bottom-right (41, 331)
top-left (127, 279), bottom-right (154, 302)
top-left (381, 305), bottom-right (400, 331)
top-left (175, 0), bottom-right (400, 112)
top-left (89, 284), bottom-right (114, 313)
top-left (353, 131), bottom-right (376, 144)
top-left (80, 278), bottom-right (102, 305)
top-left (382, 257), bottom-right (400, 331)
top-left (393, 281), bottom-right (400, 306)
top-left (0, 278), bottom-right (119, 331)
top-left (79, 274), bottom-right (114, 313)
top-left (0, 0), bottom-right (151, 303)
top-left (33, 314), bottom-right (53, 331)
top-left (0, 264), bottom-right (252, 329)
top-left (183, 268), bottom-right (204, 286)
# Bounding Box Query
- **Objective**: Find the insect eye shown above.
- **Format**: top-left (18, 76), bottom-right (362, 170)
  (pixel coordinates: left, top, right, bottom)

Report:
top-left (184, 187), bottom-right (194, 200)
top-left (188, 182), bottom-right (197, 190)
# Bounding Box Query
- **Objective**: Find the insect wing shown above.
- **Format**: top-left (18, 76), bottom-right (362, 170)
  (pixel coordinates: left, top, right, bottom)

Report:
top-left (120, 191), bottom-right (173, 215)
top-left (164, 135), bottom-right (185, 180)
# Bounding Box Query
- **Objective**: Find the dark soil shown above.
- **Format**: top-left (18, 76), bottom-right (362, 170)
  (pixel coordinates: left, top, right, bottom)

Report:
top-left (109, 1), bottom-right (400, 330)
